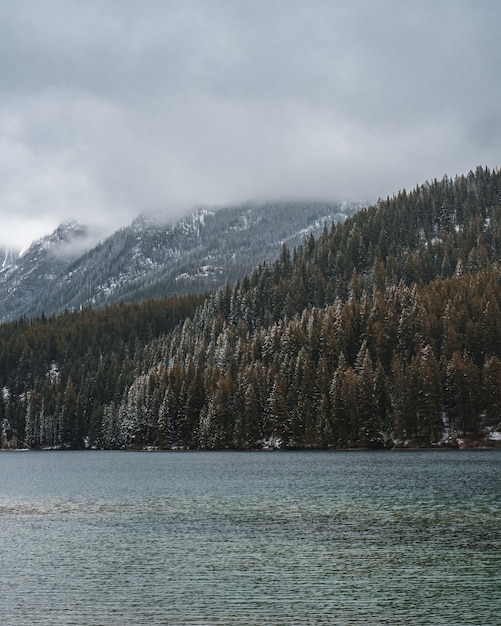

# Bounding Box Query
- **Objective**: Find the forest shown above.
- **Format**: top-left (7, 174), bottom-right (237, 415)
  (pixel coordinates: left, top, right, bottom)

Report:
top-left (1, 166), bottom-right (501, 449)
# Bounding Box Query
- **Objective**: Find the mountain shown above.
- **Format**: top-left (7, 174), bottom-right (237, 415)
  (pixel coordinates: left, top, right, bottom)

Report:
top-left (1, 166), bottom-right (500, 451)
top-left (1, 247), bottom-right (18, 268)
top-left (0, 220), bottom-right (89, 322)
top-left (0, 201), bottom-right (357, 322)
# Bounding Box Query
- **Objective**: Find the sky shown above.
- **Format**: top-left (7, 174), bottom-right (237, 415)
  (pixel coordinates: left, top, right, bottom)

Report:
top-left (1, 0), bottom-right (500, 250)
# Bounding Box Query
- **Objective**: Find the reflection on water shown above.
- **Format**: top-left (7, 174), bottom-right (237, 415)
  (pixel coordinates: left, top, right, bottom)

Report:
top-left (0, 450), bottom-right (499, 625)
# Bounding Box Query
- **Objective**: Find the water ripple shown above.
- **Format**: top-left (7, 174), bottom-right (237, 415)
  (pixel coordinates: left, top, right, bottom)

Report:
top-left (0, 450), bottom-right (499, 625)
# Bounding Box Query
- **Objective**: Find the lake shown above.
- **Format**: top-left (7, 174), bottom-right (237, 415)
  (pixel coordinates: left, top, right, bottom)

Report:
top-left (0, 450), bottom-right (499, 625)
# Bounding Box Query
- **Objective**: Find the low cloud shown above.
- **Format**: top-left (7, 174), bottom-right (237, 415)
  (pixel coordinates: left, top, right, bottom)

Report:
top-left (0, 0), bottom-right (500, 249)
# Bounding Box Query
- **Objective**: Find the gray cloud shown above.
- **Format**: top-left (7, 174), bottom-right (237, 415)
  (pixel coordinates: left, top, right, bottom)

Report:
top-left (0, 0), bottom-right (500, 249)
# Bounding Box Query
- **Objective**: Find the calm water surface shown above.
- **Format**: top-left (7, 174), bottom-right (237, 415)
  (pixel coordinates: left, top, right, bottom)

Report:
top-left (0, 450), bottom-right (499, 625)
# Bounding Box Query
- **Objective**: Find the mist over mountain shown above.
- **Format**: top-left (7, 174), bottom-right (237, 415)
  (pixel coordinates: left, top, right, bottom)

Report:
top-left (1, 166), bottom-right (500, 451)
top-left (0, 220), bottom-right (90, 322)
top-left (0, 200), bottom-right (357, 322)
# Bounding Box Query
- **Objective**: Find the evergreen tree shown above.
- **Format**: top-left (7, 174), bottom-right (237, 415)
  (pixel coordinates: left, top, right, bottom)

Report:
top-left (356, 349), bottom-right (381, 447)
top-left (413, 345), bottom-right (443, 444)
top-left (483, 356), bottom-right (501, 431)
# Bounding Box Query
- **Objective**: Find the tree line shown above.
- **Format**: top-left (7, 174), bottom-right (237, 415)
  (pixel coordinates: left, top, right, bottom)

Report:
top-left (1, 166), bottom-right (501, 449)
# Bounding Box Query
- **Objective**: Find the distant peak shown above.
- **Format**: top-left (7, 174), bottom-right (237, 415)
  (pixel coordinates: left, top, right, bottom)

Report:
top-left (55, 219), bottom-right (88, 238)
top-left (19, 219), bottom-right (90, 260)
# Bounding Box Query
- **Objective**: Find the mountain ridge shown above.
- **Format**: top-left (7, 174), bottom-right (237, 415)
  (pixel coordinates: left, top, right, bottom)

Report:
top-left (0, 200), bottom-right (357, 322)
top-left (0, 220), bottom-right (90, 321)
top-left (1, 166), bottom-right (500, 451)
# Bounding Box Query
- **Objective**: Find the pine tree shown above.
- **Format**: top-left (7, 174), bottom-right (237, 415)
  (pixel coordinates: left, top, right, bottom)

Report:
top-left (445, 352), bottom-right (482, 436)
top-left (330, 353), bottom-right (349, 447)
top-left (62, 377), bottom-right (84, 448)
top-left (414, 345), bottom-right (443, 444)
top-left (483, 356), bottom-right (501, 430)
top-left (356, 349), bottom-right (381, 447)
top-left (267, 375), bottom-right (290, 446)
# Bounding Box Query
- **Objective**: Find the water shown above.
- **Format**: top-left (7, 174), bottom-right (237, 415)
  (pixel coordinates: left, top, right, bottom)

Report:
top-left (0, 450), bottom-right (499, 625)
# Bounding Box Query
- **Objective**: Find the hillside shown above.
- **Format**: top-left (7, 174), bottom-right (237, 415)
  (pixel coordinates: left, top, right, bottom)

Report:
top-left (0, 221), bottom-right (89, 322)
top-left (0, 200), bottom-right (355, 322)
top-left (1, 166), bottom-right (500, 450)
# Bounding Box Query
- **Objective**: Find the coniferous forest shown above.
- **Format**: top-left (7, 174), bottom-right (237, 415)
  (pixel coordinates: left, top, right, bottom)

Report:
top-left (2, 166), bottom-right (501, 450)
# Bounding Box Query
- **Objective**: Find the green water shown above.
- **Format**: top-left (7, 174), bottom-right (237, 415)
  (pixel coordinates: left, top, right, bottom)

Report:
top-left (0, 450), bottom-right (499, 624)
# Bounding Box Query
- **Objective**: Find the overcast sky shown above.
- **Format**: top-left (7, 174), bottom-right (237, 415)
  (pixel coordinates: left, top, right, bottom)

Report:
top-left (1, 0), bottom-right (500, 250)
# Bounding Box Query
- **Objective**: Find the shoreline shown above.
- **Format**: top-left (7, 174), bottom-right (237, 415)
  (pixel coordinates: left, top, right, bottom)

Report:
top-left (2, 440), bottom-right (500, 453)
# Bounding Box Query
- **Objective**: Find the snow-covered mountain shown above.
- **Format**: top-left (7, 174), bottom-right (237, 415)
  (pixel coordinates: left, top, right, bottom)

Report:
top-left (1, 247), bottom-right (18, 270)
top-left (0, 201), bottom-right (359, 322)
top-left (0, 220), bottom-right (90, 321)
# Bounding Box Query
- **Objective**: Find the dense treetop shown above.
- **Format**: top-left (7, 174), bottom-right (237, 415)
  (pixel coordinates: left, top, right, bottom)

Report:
top-left (1, 166), bottom-right (501, 449)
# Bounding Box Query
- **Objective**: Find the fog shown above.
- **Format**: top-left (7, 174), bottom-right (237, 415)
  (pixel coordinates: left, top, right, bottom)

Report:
top-left (1, 0), bottom-right (500, 249)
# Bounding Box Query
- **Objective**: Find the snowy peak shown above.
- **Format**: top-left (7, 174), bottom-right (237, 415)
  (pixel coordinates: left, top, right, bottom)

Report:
top-left (0, 220), bottom-right (90, 322)
top-left (53, 219), bottom-right (88, 242)
top-left (0, 201), bottom-right (358, 321)
top-left (20, 219), bottom-right (89, 261)
top-left (0, 247), bottom-right (18, 270)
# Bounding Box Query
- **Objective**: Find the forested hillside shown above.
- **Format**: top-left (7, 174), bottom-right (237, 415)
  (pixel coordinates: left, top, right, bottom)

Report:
top-left (2, 167), bottom-right (501, 450)
top-left (0, 295), bottom-right (204, 448)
